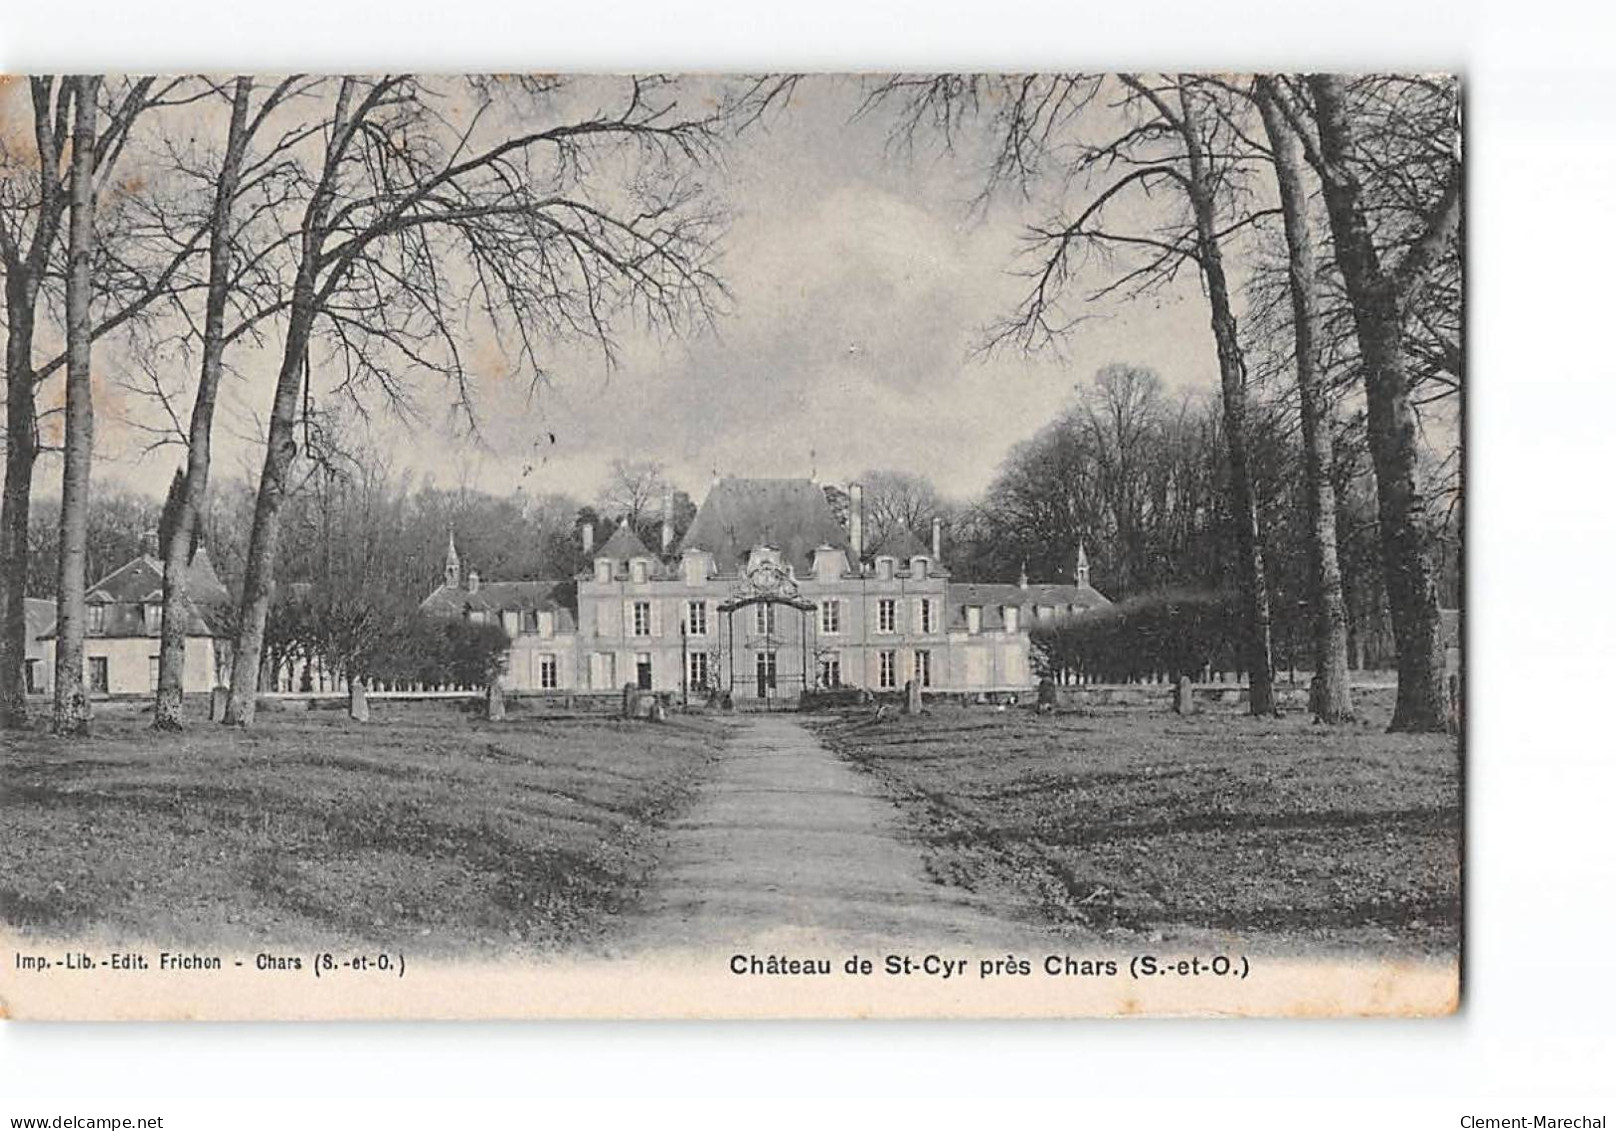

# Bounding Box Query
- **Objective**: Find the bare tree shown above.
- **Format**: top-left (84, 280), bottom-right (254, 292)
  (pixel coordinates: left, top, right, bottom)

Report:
top-left (49, 76), bottom-right (102, 735)
top-left (1278, 75), bottom-right (1460, 732)
top-left (597, 457), bottom-right (671, 533)
top-left (223, 76), bottom-right (734, 725)
top-left (855, 469), bottom-right (945, 554)
top-left (866, 73), bottom-right (1278, 714)
top-left (1, 76), bottom-right (204, 728)
top-left (153, 76), bottom-right (313, 730)
top-left (1253, 77), bottom-right (1353, 722)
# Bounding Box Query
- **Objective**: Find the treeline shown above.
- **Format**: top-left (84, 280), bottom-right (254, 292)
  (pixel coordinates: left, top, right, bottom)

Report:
top-left (1029, 589), bottom-right (1243, 686)
top-left (1, 74), bottom-right (784, 733)
top-left (860, 73), bottom-right (1462, 730)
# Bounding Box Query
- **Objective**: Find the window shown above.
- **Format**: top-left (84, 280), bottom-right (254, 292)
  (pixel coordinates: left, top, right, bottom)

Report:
top-left (879, 649), bottom-right (897, 689)
top-left (913, 556), bottom-right (928, 580)
top-left (87, 656), bottom-right (108, 694)
top-left (755, 651), bottom-right (777, 695)
top-left (818, 653), bottom-right (841, 689)
top-left (688, 651), bottom-right (710, 689)
top-left (631, 559), bottom-right (647, 584)
top-left (877, 557), bottom-right (895, 580)
top-left (591, 652), bottom-right (615, 689)
top-left (88, 604), bottom-right (105, 633)
top-left (144, 603), bottom-right (162, 635)
top-left (539, 654), bottom-right (558, 690)
top-left (539, 611), bottom-right (554, 638)
top-left (1004, 605), bottom-right (1020, 633)
top-left (686, 600), bottom-right (707, 636)
top-left (521, 609), bottom-right (539, 634)
top-left (820, 599), bottom-right (841, 634)
top-left (636, 653), bottom-right (653, 690)
top-left (966, 606), bottom-right (982, 634)
top-left (755, 603), bottom-right (776, 635)
top-left (878, 598), bottom-right (896, 634)
top-left (595, 559), bottom-right (612, 583)
top-left (914, 649), bottom-right (932, 689)
top-left (149, 656), bottom-right (161, 691)
top-left (633, 600), bottom-right (652, 637)
top-left (918, 598), bottom-right (934, 634)
top-left (502, 610), bottom-right (520, 637)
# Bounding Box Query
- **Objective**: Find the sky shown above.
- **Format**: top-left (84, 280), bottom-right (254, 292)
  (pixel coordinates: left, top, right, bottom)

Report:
top-left (68, 75), bottom-right (1225, 508)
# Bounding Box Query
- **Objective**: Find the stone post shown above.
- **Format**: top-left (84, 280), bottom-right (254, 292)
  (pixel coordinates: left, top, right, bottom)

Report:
top-left (904, 678), bottom-right (922, 715)
top-left (348, 679), bottom-right (370, 723)
top-left (1174, 675), bottom-right (1194, 715)
top-left (622, 682), bottom-right (638, 720)
top-left (486, 677), bottom-right (506, 721)
top-left (209, 685), bottom-right (229, 723)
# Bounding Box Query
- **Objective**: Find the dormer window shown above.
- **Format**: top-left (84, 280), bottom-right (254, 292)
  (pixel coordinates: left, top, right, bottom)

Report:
top-left (813, 545), bottom-right (844, 582)
top-left (911, 555), bottom-right (929, 580)
top-left (1003, 605), bottom-right (1020, 633)
top-left (876, 556), bottom-right (895, 581)
top-left (594, 559), bottom-right (612, 584)
top-left (89, 604), bottom-right (105, 634)
top-left (966, 606), bottom-right (982, 635)
top-left (683, 551), bottom-right (708, 585)
top-left (631, 559), bottom-right (647, 584)
top-left (145, 603), bottom-right (162, 635)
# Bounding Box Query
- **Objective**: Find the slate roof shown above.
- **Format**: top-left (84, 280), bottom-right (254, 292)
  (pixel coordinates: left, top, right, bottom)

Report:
top-left (595, 521), bottom-right (655, 561)
top-left (679, 478), bottom-right (852, 575)
top-left (420, 578), bottom-right (579, 631)
top-left (88, 548), bottom-right (231, 608)
top-left (866, 523), bottom-right (931, 563)
top-left (945, 580), bottom-right (1112, 632)
top-left (45, 549), bottom-right (233, 638)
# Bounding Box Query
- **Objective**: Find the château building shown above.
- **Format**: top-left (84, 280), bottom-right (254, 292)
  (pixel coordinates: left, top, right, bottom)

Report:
top-left (420, 477), bottom-right (1109, 700)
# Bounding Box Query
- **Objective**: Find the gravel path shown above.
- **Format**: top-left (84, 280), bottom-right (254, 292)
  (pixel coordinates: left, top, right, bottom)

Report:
top-left (621, 713), bottom-right (1039, 953)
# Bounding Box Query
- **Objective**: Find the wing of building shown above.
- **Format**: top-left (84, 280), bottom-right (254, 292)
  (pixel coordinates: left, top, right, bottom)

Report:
top-left (33, 538), bottom-right (232, 696)
top-left (421, 477), bottom-right (1110, 701)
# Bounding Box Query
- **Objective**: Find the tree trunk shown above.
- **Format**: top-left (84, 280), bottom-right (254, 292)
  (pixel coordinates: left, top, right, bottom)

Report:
top-left (51, 76), bottom-right (101, 737)
top-left (1255, 78), bottom-right (1353, 723)
top-left (223, 79), bottom-right (357, 729)
top-left (1, 280), bottom-right (41, 728)
top-left (222, 305), bottom-right (315, 728)
top-left (1177, 83), bottom-right (1276, 717)
top-left (1308, 75), bottom-right (1450, 732)
top-left (0, 79), bottom-right (68, 730)
top-left (154, 77), bottom-right (254, 731)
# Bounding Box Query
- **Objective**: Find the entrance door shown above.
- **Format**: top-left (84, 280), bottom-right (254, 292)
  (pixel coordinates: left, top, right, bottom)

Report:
top-left (755, 651), bottom-right (776, 698)
top-left (88, 656), bottom-right (109, 694)
top-left (636, 653), bottom-right (653, 691)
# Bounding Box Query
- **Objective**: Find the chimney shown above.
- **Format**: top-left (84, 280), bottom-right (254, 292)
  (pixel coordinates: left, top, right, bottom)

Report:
top-left (582, 522), bottom-right (594, 556)
top-left (931, 516), bottom-right (942, 561)
top-left (661, 491), bottom-right (674, 554)
top-left (849, 483), bottom-right (863, 566)
top-left (1076, 541), bottom-right (1090, 587)
top-left (142, 529), bottom-right (160, 559)
top-left (468, 569), bottom-right (480, 594)
top-left (1018, 560), bottom-right (1029, 590)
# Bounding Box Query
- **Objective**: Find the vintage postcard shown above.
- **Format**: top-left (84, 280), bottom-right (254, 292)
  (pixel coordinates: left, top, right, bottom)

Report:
top-left (0, 72), bottom-right (1462, 1019)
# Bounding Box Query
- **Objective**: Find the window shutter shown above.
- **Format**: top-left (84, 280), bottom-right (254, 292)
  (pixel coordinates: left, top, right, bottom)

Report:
top-left (651, 600), bottom-right (663, 638)
top-left (622, 600), bottom-right (634, 637)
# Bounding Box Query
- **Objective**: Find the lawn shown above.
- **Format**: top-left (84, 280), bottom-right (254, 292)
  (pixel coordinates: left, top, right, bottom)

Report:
top-left (0, 701), bottom-right (725, 955)
top-left (812, 691), bottom-right (1462, 956)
